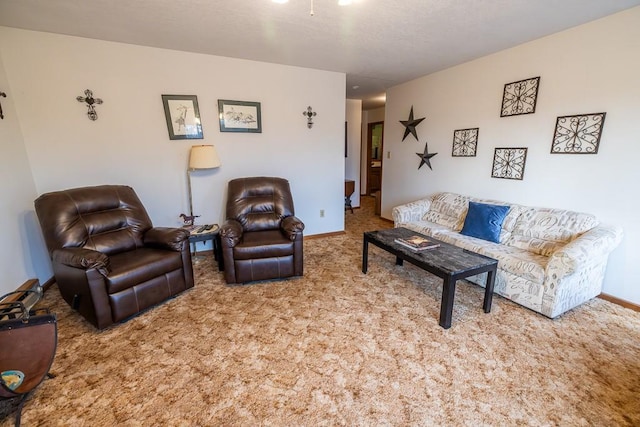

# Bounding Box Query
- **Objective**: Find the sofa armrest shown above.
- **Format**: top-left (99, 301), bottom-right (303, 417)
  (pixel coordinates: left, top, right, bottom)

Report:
top-left (281, 216), bottom-right (305, 240)
top-left (144, 227), bottom-right (190, 251)
top-left (392, 197), bottom-right (433, 226)
top-left (220, 219), bottom-right (243, 248)
top-left (546, 224), bottom-right (623, 278)
top-left (52, 247), bottom-right (110, 277)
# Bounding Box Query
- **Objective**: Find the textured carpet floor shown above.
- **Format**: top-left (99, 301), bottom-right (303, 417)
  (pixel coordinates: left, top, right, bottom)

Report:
top-left (4, 197), bottom-right (640, 426)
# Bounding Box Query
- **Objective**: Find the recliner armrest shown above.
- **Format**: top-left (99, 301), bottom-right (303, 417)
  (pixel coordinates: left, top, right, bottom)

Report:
top-left (144, 227), bottom-right (190, 252)
top-left (281, 216), bottom-right (305, 240)
top-left (220, 220), bottom-right (243, 248)
top-left (52, 248), bottom-right (110, 277)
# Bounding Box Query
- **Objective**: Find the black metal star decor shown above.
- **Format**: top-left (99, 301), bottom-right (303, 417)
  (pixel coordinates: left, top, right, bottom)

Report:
top-left (76, 89), bottom-right (103, 121)
top-left (416, 142), bottom-right (438, 170)
top-left (399, 106), bottom-right (425, 141)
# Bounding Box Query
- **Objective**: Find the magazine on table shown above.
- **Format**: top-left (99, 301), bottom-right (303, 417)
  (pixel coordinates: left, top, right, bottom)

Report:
top-left (394, 235), bottom-right (440, 251)
top-left (183, 224), bottom-right (219, 235)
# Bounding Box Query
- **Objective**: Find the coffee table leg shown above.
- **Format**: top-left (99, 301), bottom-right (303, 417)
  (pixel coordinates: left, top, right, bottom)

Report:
top-left (439, 277), bottom-right (455, 329)
top-left (395, 256), bottom-right (403, 266)
top-left (362, 238), bottom-right (369, 274)
top-left (483, 267), bottom-right (496, 313)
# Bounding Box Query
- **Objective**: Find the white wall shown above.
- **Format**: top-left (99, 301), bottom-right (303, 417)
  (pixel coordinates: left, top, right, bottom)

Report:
top-left (345, 99), bottom-right (362, 208)
top-left (383, 7), bottom-right (640, 304)
top-left (0, 27), bottom-right (346, 284)
top-left (0, 53), bottom-right (50, 294)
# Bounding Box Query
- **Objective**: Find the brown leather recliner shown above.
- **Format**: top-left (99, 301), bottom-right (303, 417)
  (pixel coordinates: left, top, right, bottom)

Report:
top-left (220, 177), bottom-right (304, 284)
top-left (34, 185), bottom-right (194, 329)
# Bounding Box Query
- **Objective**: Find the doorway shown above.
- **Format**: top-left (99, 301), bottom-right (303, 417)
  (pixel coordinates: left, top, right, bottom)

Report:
top-left (367, 121), bottom-right (383, 213)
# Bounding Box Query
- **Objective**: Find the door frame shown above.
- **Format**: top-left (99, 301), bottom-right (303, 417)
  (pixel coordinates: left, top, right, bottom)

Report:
top-left (366, 121), bottom-right (384, 195)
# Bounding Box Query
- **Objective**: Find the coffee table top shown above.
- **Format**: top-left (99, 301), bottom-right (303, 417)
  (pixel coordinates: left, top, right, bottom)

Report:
top-left (364, 227), bottom-right (497, 276)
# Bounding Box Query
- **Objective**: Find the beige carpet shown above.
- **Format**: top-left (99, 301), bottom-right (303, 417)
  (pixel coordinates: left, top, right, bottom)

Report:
top-left (4, 197), bottom-right (640, 426)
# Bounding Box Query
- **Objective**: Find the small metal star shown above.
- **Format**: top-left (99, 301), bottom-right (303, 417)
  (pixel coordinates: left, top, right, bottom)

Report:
top-left (399, 106), bottom-right (425, 141)
top-left (416, 142), bottom-right (438, 170)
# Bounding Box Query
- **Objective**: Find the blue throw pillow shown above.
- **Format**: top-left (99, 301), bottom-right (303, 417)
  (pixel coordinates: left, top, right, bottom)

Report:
top-left (460, 201), bottom-right (510, 243)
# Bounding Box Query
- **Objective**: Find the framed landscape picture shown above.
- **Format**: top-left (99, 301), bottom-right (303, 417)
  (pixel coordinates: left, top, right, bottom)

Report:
top-left (161, 95), bottom-right (203, 140)
top-left (218, 99), bottom-right (262, 133)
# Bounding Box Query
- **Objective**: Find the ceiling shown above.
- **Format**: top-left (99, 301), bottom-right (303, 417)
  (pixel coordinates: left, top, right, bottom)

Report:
top-left (1, 0), bottom-right (639, 110)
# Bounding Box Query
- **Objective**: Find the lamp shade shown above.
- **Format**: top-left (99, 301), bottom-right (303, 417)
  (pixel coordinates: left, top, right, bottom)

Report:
top-left (189, 145), bottom-right (221, 170)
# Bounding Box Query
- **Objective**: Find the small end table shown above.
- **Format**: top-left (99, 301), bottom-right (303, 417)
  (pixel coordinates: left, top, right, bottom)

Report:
top-left (187, 225), bottom-right (223, 271)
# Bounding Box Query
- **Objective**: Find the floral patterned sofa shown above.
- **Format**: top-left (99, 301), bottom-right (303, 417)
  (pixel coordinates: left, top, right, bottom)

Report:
top-left (392, 192), bottom-right (623, 318)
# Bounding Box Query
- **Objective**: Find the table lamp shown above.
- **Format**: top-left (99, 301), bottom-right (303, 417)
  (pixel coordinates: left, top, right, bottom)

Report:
top-left (187, 144), bottom-right (221, 220)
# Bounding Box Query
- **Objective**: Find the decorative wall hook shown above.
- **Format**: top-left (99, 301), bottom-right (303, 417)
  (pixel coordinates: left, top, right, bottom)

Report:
top-left (303, 106), bottom-right (317, 128)
top-left (76, 89), bottom-right (103, 121)
top-left (0, 91), bottom-right (6, 120)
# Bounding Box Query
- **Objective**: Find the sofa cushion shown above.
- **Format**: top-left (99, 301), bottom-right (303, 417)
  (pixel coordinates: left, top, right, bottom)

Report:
top-left (471, 198), bottom-right (525, 243)
top-left (460, 201), bottom-right (510, 243)
top-left (436, 230), bottom-right (547, 284)
top-left (506, 208), bottom-right (599, 256)
top-left (395, 220), bottom-right (453, 238)
top-left (421, 193), bottom-right (470, 231)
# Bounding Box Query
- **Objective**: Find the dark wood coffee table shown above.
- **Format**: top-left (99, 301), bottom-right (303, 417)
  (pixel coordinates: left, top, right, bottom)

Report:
top-left (362, 227), bottom-right (498, 329)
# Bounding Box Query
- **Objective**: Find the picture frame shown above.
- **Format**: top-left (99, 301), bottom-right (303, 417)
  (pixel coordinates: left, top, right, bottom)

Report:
top-left (500, 76), bottom-right (540, 117)
top-left (551, 112), bottom-right (606, 154)
top-left (161, 95), bottom-right (203, 140)
top-left (218, 99), bottom-right (262, 133)
top-left (345, 121), bottom-right (348, 158)
top-left (491, 147), bottom-right (528, 180)
top-left (451, 128), bottom-right (479, 157)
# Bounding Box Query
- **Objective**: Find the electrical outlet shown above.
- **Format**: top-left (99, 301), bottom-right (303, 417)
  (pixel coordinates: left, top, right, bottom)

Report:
top-left (320, 209), bottom-right (325, 218)
top-left (387, 151), bottom-right (391, 159)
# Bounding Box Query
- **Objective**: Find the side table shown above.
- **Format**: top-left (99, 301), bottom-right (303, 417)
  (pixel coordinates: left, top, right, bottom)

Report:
top-left (187, 225), bottom-right (223, 271)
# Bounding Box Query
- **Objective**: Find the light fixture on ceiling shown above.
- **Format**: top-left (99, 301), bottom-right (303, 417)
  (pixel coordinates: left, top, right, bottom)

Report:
top-left (272, 0), bottom-right (352, 16)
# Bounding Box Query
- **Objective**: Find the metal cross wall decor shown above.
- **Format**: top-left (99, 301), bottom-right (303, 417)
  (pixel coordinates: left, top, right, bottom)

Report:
top-left (76, 89), bottom-right (103, 121)
top-left (303, 106), bottom-right (317, 128)
top-left (551, 112), bottom-right (606, 154)
top-left (0, 91), bottom-right (6, 120)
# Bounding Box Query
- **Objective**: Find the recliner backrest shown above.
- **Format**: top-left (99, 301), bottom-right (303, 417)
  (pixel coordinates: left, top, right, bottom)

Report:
top-left (226, 177), bottom-right (294, 232)
top-left (34, 185), bottom-right (153, 256)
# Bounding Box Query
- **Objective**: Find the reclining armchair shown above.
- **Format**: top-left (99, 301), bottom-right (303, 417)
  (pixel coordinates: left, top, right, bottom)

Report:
top-left (220, 177), bottom-right (304, 284)
top-left (34, 185), bottom-right (194, 329)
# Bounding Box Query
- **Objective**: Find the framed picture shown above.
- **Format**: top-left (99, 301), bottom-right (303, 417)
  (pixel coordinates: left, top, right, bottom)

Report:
top-left (452, 128), bottom-right (479, 157)
top-left (161, 95), bottom-right (203, 140)
top-left (345, 121), bottom-right (348, 157)
top-left (551, 112), bottom-right (606, 154)
top-left (500, 76), bottom-right (540, 117)
top-left (491, 147), bottom-right (528, 180)
top-left (218, 99), bottom-right (262, 133)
